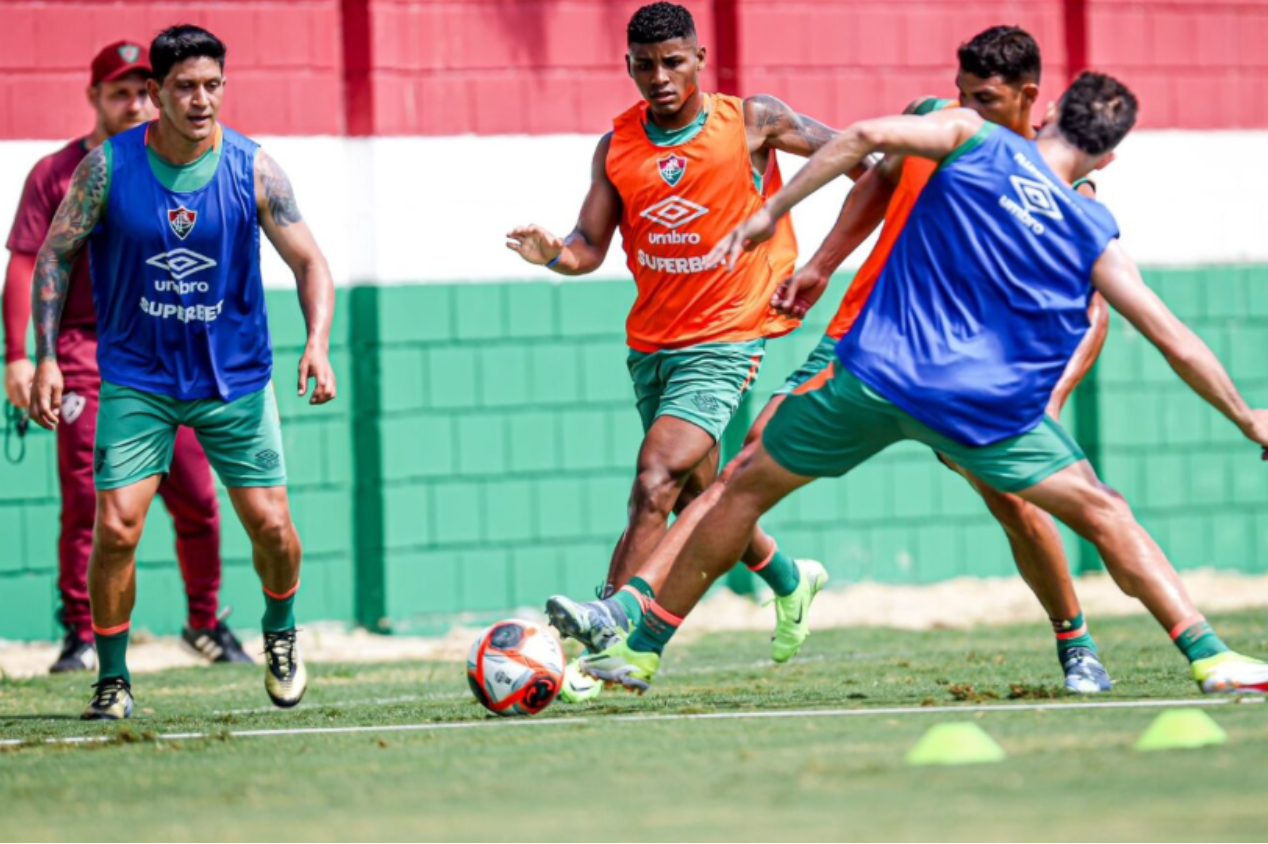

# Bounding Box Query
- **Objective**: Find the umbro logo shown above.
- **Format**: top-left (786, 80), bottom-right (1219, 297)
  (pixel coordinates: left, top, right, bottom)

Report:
top-left (146, 248), bottom-right (218, 280)
top-left (1009, 176), bottom-right (1063, 222)
top-left (640, 196), bottom-right (708, 230)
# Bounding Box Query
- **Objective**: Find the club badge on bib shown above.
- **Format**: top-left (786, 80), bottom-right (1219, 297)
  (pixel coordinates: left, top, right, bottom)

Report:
top-left (168, 206), bottom-right (197, 240)
top-left (657, 153), bottom-right (686, 187)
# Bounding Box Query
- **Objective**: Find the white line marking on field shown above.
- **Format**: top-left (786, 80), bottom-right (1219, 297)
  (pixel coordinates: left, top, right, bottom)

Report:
top-left (211, 692), bottom-right (466, 716)
top-left (2, 696), bottom-right (1262, 748)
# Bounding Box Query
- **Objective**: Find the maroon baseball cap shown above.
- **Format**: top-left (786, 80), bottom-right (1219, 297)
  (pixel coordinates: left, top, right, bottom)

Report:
top-left (90, 41), bottom-right (151, 86)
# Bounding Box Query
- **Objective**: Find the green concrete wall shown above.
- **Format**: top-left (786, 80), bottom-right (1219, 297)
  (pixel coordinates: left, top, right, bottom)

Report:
top-left (2, 266), bottom-right (1265, 640)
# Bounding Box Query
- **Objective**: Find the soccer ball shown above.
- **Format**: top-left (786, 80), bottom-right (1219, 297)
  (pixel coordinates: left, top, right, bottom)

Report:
top-left (466, 619), bottom-right (564, 716)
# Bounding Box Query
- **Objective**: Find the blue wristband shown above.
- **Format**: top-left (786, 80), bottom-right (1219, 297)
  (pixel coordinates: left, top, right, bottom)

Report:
top-left (546, 253), bottom-right (563, 268)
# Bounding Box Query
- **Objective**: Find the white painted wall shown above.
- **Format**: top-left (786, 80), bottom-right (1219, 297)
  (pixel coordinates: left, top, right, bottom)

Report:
top-left (1, 130), bottom-right (1265, 294)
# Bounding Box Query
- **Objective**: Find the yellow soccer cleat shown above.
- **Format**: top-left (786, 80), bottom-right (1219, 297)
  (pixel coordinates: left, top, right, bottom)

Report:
top-left (81, 677), bottom-right (134, 721)
top-left (556, 658), bottom-right (605, 704)
top-left (263, 630), bottom-right (308, 708)
top-left (579, 639), bottom-right (660, 693)
top-left (1192, 651), bottom-right (1268, 694)
top-left (770, 559), bottom-right (829, 663)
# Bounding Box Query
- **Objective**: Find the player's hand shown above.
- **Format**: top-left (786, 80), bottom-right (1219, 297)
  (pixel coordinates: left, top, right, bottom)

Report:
top-left (706, 207), bottom-right (776, 269)
top-left (506, 225), bottom-right (564, 266)
top-left (298, 344), bottom-right (337, 405)
top-left (1238, 409), bottom-right (1268, 452)
top-left (4, 358), bottom-right (34, 411)
top-left (772, 263), bottom-right (830, 319)
top-left (29, 359), bottom-right (63, 430)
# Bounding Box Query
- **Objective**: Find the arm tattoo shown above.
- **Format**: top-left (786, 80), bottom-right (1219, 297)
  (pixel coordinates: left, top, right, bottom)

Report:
top-left (33, 147), bottom-right (108, 361)
top-left (258, 152), bottom-right (303, 227)
top-left (749, 94), bottom-right (837, 155)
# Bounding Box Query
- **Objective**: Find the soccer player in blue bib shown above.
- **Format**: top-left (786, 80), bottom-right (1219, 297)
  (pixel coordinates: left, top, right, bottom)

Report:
top-left (582, 72), bottom-right (1268, 696)
top-left (29, 26), bottom-right (337, 719)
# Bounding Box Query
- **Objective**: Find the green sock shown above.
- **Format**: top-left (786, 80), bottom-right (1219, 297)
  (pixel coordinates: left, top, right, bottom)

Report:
top-left (749, 546), bottom-right (801, 597)
top-left (610, 577), bottom-right (655, 626)
top-left (627, 603), bottom-right (681, 655)
top-left (95, 629), bottom-right (131, 686)
top-left (1051, 612), bottom-right (1098, 659)
top-left (1173, 618), bottom-right (1230, 662)
top-left (262, 590), bottom-right (297, 633)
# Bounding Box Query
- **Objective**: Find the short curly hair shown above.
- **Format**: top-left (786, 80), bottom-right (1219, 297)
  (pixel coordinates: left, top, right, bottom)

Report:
top-left (628, 3), bottom-right (696, 45)
top-left (957, 25), bottom-right (1041, 84)
top-left (1057, 71), bottom-right (1138, 155)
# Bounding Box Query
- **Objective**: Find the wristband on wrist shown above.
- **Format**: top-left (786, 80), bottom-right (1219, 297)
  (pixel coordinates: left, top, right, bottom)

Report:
top-left (546, 253), bottom-right (563, 269)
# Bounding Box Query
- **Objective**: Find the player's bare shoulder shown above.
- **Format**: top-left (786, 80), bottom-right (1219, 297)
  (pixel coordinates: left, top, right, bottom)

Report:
top-left (254, 149), bottom-right (302, 228)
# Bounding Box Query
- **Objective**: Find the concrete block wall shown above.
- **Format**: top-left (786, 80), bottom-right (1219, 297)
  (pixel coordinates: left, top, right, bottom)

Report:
top-left (0, 0), bottom-right (343, 139)
top-left (1088, 0), bottom-right (1268, 128)
top-left (4, 268), bottom-right (1267, 640)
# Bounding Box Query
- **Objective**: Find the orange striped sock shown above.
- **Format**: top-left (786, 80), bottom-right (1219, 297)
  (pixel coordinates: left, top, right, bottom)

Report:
top-left (628, 600), bottom-right (683, 654)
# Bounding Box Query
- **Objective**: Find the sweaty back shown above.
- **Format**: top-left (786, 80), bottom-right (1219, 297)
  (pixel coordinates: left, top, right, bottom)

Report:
top-left (837, 125), bottom-right (1120, 446)
top-left (89, 123), bottom-right (271, 401)
top-left (606, 94), bottom-right (799, 352)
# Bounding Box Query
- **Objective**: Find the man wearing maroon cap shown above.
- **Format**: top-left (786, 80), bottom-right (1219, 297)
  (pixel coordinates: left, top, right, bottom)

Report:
top-left (3, 41), bottom-right (250, 671)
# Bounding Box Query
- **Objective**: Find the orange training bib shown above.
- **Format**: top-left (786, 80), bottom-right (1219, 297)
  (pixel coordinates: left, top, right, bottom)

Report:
top-left (606, 94), bottom-right (799, 352)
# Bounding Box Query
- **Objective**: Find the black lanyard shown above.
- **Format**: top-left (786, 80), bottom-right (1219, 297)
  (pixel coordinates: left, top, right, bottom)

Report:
top-left (4, 401), bottom-right (27, 464)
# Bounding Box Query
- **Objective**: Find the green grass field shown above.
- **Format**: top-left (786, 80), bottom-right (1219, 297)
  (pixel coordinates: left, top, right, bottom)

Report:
top-left (2, 610), bottom-right (1267, 842)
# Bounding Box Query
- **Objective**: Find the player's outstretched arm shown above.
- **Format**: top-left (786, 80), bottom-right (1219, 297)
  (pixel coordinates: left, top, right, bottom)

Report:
top-left (708, 109), bottom-right (980, 268)
top-left (772, 165), bottom-right (895, 319)
top-left (29, 146), bottom-right (108, 429)
top-left (771, 95), bottom-right (947, 318)
top-left (506, 134), bottom-right (621, 276)
top-left (255, 149), bottom-right (337, 405)
top-left (1092, 241), bottom-right (1268, 447)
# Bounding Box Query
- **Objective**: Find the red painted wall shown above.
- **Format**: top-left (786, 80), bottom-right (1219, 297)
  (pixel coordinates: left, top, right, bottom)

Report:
top-left (1, 0), bottom-right (1265, 139)
top-left (736, 0), bottom-right (1068, 129)
top-left (361, 0), bottom-right (717, 135)
top-left (0, 0), bottom-right (342, 139)
top-left (1087, 0), bottom-right (1268, 129)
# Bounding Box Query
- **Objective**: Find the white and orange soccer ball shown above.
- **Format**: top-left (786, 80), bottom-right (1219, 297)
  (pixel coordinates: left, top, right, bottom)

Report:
top-left (466, 619), bottom-right (565, 716)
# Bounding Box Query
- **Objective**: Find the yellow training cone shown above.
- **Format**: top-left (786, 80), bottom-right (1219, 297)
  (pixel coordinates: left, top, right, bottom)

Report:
top-left (905, 722), bottom-right (1007, 766)
top-left (1135, 708), bottom-right (1227, 752)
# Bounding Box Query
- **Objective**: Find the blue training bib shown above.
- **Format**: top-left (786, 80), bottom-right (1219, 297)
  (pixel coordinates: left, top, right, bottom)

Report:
top-left (837, 125), bottom-right (1120, 446)
top-left (89, 123), bottom-right (271, 401)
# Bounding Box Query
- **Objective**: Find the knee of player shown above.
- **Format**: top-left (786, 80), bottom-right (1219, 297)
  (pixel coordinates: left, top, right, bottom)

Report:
top-left (1076, 483), bottom-right (1134, 538)
top-left (94, 513), bottom-right (144, 556)
top-left (630, 465), bottom-right (691, 517)
top-left (244, 510), bottom-right (298, 552)
top-left (718, 441), bottom-right (765, 488)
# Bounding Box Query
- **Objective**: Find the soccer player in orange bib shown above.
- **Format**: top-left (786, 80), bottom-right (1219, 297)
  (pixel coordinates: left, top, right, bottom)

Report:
top-left (507, 2), bottom-right (872, 700)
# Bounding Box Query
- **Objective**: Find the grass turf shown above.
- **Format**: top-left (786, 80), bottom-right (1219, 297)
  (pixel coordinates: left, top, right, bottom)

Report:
top-left (1, 610), bottom-right (1266, 842)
